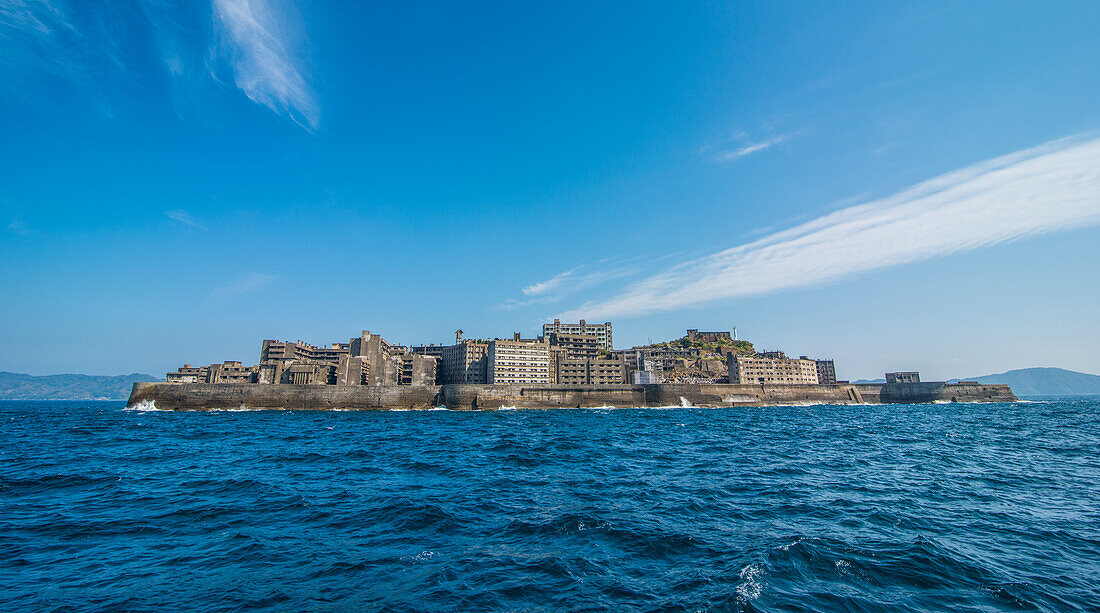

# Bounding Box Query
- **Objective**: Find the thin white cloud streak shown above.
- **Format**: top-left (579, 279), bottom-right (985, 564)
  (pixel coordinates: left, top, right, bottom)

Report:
top-left (716, 135), bottom-right (788, 161)
top-left (523, 267), bottom-right (580, 296)
top-left (7, 218), bottom-right (32, 236)
top-left (501, 266), bottom-right (639, 310)
top-left (211, 0), bottom-right (318, 129)
top-left (211, 272), bottom-right (278, 300)
top-left (0, 0), bottom-right (128, 89)
top-left (560, 135), bottom-right (1100, 320)
top-left (164, 209), bottom-right (206, 230)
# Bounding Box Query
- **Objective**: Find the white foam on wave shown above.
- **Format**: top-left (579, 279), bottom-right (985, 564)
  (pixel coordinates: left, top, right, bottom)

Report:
top-left (124, 399), bottom-right (161, 412)
top-left (207, 405), bottom-right (270, 412)
top-left (498, 405), bottom-right (517, 410)
top-left (736, 562), bottom-right (765, 600)
top-left (403, 550), bottom-right (436, 562)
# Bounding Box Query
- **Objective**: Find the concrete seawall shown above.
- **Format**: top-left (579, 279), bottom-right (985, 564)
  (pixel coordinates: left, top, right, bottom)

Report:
top-left (128, 381), bottom-right (1016, 411)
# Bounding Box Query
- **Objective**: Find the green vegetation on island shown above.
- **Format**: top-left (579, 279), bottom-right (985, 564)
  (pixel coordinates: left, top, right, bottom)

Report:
top-left (648, 337), bottom-right (756, 359)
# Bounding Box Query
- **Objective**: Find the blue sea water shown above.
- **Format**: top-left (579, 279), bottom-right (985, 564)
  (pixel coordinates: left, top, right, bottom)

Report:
top-left (1, 399), bottom-right (1098, 612)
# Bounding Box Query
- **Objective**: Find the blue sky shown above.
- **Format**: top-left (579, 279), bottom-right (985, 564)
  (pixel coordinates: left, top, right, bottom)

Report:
top-left (2, 1), bottom-right (1099, 380)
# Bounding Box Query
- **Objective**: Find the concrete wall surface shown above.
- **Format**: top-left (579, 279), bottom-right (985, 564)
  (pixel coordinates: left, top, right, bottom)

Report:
top-left (129, 381), bottom-right (1016, 411)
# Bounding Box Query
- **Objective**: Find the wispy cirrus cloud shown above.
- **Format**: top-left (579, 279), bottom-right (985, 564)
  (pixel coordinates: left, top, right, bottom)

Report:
top-left (499, 264), bottom-right (639, 311)
top-left (560, 134), bottom-right (1100, 320)
top-left (7, 218), bottom-right (33, 236)
top-left (211, 0), bottom-right (318, 130)
top-left (211, 272), bottom-right (279, 300)
top-left (0, 1), bottom-right (317, 129)
top-left (715, 134), bottom-right (789, 161)
top-left (164, 209), bottom-right (206, 230)
top-left (0, 0), bottom-right (129, 96)
top-left (522, 267), bottom-right (582, 297)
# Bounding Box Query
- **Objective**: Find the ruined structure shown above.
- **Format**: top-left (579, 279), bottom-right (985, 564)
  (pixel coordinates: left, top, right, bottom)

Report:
top-left (487, 335), bottom-right (552, 384)
top-left (727, 351), bottom-right (821, 385)
top-left (686, 329), bottom-right (733, 343)
top-left (887, 371), bottom-right (921, 384)
top-left (542, 319), bottom-right (613, 351)
top-left (151, 322), bottom-right (1019, 410)
top-left (815, 359), bottom-right (837, 385)
top-left (440, 331), bottom-right (490, 384)
top-left (167, 331), bottom-right (436, 387)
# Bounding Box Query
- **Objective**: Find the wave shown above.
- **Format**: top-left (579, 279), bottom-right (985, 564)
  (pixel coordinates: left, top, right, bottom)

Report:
top-left (123, 399), bottom-right (160, 411)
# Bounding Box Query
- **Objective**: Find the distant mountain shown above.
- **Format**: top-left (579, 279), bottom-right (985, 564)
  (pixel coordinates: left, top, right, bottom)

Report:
top-left (950, 367), bottom-right (1100, 396)
top-left (0, 372), bottom-right (160, 401)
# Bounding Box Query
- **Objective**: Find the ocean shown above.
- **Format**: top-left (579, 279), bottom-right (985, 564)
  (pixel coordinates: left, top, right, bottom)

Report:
top-left (1, 399), bottom-right (1098, 611)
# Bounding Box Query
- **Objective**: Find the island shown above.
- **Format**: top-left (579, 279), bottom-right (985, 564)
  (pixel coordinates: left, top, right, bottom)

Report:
top-left (129, 322), bottom-right (1016, 410)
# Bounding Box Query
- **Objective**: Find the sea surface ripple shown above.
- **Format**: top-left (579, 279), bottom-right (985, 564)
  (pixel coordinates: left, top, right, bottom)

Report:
top-left (1, 399), bottom-right (1098, 611)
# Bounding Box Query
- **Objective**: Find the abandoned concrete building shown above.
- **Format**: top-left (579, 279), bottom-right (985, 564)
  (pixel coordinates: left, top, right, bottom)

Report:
top-left (486, 335), bottom-right (552, 384)
top-left (542, 319), bottom-right (613, 351)
top-left (545, 332), bottom-right (600, 359)
top-left (886, 371), bottom-right (921, 384)
top-left (432, 328), bottom-right (626, 385)
top-left (167, 330), bottom-right (437, 386)
top-left (685, 329), bottom-right (734, 343)
top-left (815, 359), bottom-right (837, 385)
top-left (546, 332), bottom-right (626, 385)
top-left (439, 331), bottom-right (489, 384)
top-left (727, 351), bottom-right (822, 385)
top-left (165, 361), bottom-right (255, 384)
top-left (164, 321), bottom-right (841, 389)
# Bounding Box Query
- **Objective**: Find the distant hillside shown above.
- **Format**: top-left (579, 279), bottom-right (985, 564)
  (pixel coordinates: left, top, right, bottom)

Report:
top-left (951, 368), bottom-right (1100, 396)
top-left (0, 372), bottom-right (160, 400)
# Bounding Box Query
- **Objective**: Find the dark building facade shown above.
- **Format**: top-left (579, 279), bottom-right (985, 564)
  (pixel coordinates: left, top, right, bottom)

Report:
top-left (815, 359), bottom-right (837, 385)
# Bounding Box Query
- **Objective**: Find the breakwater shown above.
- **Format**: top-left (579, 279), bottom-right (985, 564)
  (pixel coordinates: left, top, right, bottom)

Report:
top-left (128, 381), bottom-right (1016, 410)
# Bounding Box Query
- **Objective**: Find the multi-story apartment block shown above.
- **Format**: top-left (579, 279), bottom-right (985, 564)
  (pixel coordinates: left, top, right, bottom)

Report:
top-left (542, 319), bottom-right (613, 351)
top-left (399, 354), bottom-right (438, 386)
top-left (284, 363), bottom-right (328, 385)
top-left (552, 354), bottom-right (627, 385)
top-left (815, 359), bottom-right (837, 385)
top-left (411, 344), bottom-right (446, 359)
top-left (727, 351), bottom-right (820, 385)
top-left (410, 345), bottom-right (446, 383)
top-left (545, 332), bottom-right (600, 359)
top-left (441, 331), bottom-right (489, 384)
top-left (543, 331), bottom-right (625, 384)
top-left (165, 364), bottom-right (209, 383)
top-left (260, 339), bottom-right (349, 364)
top-left (487, 335), bottom-right (551, 384)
